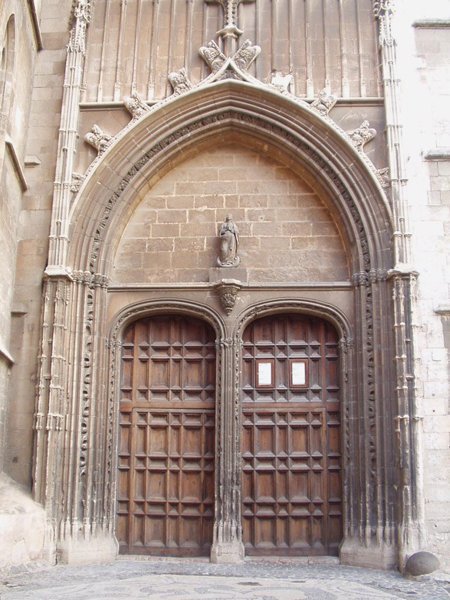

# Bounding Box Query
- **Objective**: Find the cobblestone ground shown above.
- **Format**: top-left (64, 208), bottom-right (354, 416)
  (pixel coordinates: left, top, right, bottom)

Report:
top-left (0, 557), bottom-right (449, 600)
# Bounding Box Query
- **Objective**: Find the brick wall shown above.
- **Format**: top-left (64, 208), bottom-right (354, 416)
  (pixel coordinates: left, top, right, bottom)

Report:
top-left (113, 145), bottom-right (349, 285)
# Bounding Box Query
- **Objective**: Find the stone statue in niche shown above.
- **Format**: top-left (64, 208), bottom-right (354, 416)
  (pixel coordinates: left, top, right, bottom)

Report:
top-left (217, 215), bottom-right (240, 267)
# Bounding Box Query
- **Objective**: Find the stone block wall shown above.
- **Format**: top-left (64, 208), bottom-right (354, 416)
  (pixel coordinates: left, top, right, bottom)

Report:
top-left (399, 17), bottom-right (450, 568)
top-left (4, 0), bottom-right (71, 485)
top-left (113, 145), bottom-right (349, 285)
top-left (0, 0), bottom-right (42, 476)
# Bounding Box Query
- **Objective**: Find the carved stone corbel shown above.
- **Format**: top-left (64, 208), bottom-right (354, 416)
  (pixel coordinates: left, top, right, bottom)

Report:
top-left (168, 68), bottom-right (193, 95)
top-left (311, 88), bottom-right (337, 116)
top-left (84, 124), bottom-right (112, 155)
top-left (215, 279), bottom-right (242, 315)
top-left (124, 91), bottom-right (150, 120)
top-left (348, 120), bottom-right (377, 150)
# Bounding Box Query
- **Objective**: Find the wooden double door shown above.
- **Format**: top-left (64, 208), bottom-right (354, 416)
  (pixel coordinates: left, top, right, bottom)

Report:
top-left (117, 313), bottom-right (342, 557)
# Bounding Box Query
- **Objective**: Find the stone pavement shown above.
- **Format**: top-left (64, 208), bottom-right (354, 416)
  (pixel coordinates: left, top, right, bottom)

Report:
top-left (0, 557), bottom-right (449, 600)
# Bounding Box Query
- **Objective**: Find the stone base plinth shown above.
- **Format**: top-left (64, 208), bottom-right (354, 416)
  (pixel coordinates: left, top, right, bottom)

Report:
top-left (210, 540), bottom-right (245, 564)
top-left (0, 474), bottom-right (55, 572)
top-left (340, 537), bottom-right (397, 570)
top-left (209, 267), bottom-right (248, 283)
top-left (57, 532), bottom-right (118, 565)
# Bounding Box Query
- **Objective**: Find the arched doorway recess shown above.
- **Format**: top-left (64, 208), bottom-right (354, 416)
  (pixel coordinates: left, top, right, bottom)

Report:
top-left (34, 82), bottom-right (410, 570)
top-left (117, 314), bottom-right (216, 557)
top-left (241, 313), bottom-right (342, 557)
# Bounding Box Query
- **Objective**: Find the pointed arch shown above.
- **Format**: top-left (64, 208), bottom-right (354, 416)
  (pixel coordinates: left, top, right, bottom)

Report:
top-left (68, 80), bottom-right (394, 278)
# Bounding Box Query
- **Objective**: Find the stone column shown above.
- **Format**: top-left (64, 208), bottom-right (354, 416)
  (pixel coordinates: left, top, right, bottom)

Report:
top-left (340, 271), bottom-right (397, 569)
top-left (210, 326), bottom-right (245, 563)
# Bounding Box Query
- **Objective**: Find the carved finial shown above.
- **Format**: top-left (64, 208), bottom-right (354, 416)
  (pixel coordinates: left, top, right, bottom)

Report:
top-left (348, 120), bottom-right (377, 150)
top-left (68, 0), bottom-right (92, 53)
top-left (84, 124), bottom-right (112, 155)
top-left (217, 215), bottom-right (240, 268)
top-left (168, 68), bottom-right (193, 96)
top-left (271, 72), bottom-right (293, 93)
top-left (373, 0), bottom-right (395, 17)
top-left (199, 40), bottom-right (227, 73)
top-left (215, 280), bottom-right (242, 315)
top-left (124, 91), bottom-right (150, 120)
top-left (311, 88), bottom-right (337, 116)
top-left (205, 0), bottom-right (256, 40)
top-left (70, 0), bottom-right (92, 24)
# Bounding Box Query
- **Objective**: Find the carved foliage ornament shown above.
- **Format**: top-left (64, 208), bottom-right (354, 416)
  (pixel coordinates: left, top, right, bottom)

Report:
top-left (70, 172), bottom-right (85, 193)
top-left (68, 0), bottom-right (92, 53)
top-left (85, 124), bottom-right (112, 155)
top-left (168, 68), bottom-right (193, 96)
top-left (124, 92), bottom-right (150, 120)
top-left (215, 280), bottom-right (241, 315)
top-left (270, 72), bottom-right (293, 93)
top-left (348, 120), bottom-right (377, 150)
top-left (311, 88), bottom-right (337, 116)
top-left (199, 39), bottom-right (261, 75)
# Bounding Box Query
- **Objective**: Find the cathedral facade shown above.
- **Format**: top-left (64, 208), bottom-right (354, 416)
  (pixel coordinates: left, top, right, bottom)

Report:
top-left (0, 0), bottom-right (449, 572)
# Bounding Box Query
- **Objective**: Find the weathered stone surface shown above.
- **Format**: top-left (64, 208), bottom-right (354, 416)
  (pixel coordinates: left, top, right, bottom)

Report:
top-left (405, 552), bottom-right (441, 576)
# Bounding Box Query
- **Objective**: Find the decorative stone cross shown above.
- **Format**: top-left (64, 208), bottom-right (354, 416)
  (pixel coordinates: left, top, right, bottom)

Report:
top-left (205, 0), bottom-right (255, 40)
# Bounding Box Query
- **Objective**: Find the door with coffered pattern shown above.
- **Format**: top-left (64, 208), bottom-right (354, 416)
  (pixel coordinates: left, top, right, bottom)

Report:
top-left (241, 314), bottom-right (342, 556)
top-left (117, 315), bottom-right (215, 556)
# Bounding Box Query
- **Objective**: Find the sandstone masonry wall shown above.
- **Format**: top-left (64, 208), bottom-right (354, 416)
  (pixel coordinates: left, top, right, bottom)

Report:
top-left (113, 145), bottom-right (349, 285)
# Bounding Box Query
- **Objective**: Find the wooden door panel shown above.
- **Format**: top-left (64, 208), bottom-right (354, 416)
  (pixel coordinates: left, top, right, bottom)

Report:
top-left (242, 314), bottom-right (342, 556)
top-left (118, 316), bottom-right (215, 556)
